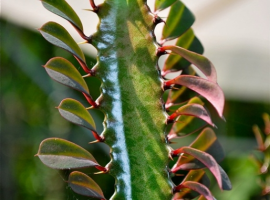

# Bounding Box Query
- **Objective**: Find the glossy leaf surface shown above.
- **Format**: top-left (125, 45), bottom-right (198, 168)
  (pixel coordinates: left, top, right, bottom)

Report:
top-left (165, 75), bottom-right (224, 117)
top-left (44, 57), bottom-right (89, 94)
top-left (58, 98), bottom-right (96, 131)
top-left (68, 171), bottom-right (105, 199)
top-left (41, 0), bottom-right (83, 31)
top-left (161, 45), bottom-right (217, 82)
top-left (154, 0), bottom-right (177, 11)
top-left (37, 138), bottom-right (99, 169)
top-left (171, 146), bottom-right (223, 189)
top-left (176, 181), bottom-right (215, 200)
top-left (168, 103), bottom-right (214, 127)
top-left (39, 22), bottom-right (86, 64)
top-left (161, 1), bottom-right (194, 41)
top-left (162, 29), bottom-right (204, 74)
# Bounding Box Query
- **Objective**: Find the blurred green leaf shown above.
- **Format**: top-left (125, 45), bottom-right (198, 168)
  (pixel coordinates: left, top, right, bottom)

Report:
top-left (68, 171), bottom-right (105, 199)
top-left (37, 138), bottom-right (99, 169)
top-left (154, 0), bottom-right (177, 11)
top-left (41, 0), bottom-right (83, 31)
top-left (162, 1), bottom-right (194, 41)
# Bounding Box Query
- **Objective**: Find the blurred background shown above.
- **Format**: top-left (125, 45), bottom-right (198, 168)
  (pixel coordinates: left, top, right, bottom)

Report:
top-left (1, 0), bottom-right (269, 200)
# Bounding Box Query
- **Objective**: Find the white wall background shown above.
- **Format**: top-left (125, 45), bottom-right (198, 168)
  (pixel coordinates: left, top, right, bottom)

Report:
top-left (2, 0), bottom-right (270, 102)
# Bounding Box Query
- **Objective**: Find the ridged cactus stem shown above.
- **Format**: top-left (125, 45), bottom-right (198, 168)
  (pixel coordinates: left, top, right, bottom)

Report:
top-left (93, 0), bottom-right (172, 199)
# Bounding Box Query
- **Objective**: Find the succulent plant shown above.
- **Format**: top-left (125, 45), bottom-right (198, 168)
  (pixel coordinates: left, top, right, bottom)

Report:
top-left (36, 0), bottom-right (232, 199)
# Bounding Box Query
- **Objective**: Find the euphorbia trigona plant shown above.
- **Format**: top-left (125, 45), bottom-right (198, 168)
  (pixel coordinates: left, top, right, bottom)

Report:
top-left (35, 0), bottom-right (232, 199)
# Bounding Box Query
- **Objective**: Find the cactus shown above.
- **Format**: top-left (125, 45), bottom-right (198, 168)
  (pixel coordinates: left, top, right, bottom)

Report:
top-left (36, 0), bottom-right (232, 199)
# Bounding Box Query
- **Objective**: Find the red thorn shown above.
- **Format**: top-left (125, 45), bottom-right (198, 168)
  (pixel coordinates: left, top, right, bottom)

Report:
top-left (91, 131), bottom-right (105, 142)
top-left (95, 165), bottom-right (108, 173)
top-left (82, 93), bottom-right (98, 108)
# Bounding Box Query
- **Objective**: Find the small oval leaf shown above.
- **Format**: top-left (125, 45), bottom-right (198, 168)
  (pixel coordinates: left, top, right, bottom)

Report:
top-left (162, 1), bottom-right (195, 41)
top-left (161, 45), bottom-right (217, 82)
top-left (41, 0), bottom-right (83, 31)
top-left (58, 98), bottom-right (96, 131)
top-left (168, 103), bottom-right (214, 127)
top-left (154, 0), bottom-right (177, 11)
top-left (68, 171), bottom-right (105, 199)
top-left (44, 57), bottom-right (89, 94)
top-left (165, 75), bottom-right (224, 117)
top-left (40, 22), bottom-right (86, 64)
top-left (162, 29), bottom-right (204, 74)
top-left (37, 138), bottom-right (99, 169)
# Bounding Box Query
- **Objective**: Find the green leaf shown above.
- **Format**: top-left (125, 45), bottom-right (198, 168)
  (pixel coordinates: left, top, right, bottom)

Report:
top-left (41, 0), bottom-right (83, 31)
top-left (161, 45), bottom-right (217, 83)
top-left (68, 171), bottom-right (105, 199)
top-left (162, 29), bottom-right (204, 75)
top-left (154, 0), bottom-right (177, 11)
top-left (37, 138), bottom-right (99, 169)
top-left (165, 75), bottom-right (224, 117)
top-left (161, 1), bottom-right (195, 41)
top-left (39, 21), bottom-right (86, 64)
top-left (58, 98), bottom-right (96, 132)
top-left (44, 57), bottom-right (89, 94)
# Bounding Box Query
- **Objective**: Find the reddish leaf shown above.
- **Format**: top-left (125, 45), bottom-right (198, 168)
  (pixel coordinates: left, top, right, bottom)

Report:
top-left (174, 181), bottom-right (215, 200)
top-left (167, 103), bottom-right (215, 127)
top-left (160, 46), bottom-right (217, 83)
top-left (171, 146), bottom-right (223, 189)
top-left (165, 75), bottom-right (225, 118)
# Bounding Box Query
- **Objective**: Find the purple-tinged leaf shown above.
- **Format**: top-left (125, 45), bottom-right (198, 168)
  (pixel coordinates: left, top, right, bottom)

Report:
top-left (167, 97), bottom-right (205, 140)
top-left (154, 0), bottom-right (177, 11)
top-left (41, 0), bottom-right (83, 32)
top-left (171, 146), bottom-right (223, 189)
top-left (39, 22), bottom-right (91, 74)
top-left (171, 128), bottom-right (225, 171)
top-left (36, 138), bottom-right (104, 170)
top-left (165, 75), bottom-right (224, 117)
top-left (58, 98), bottom-right (103, 142)
top-left (161, 45), bottom-right (217, 82)
top-left (161, 1), bottom-right (194, 41)
top-left (162, 29), bottom-right (204, 75)
top-left (167, 103), bottom-right (214, 127)
top-left (174, 181), bottom-right (215, 200)
top-left (68, 171), bottom-right (105, 199)
top-left (44, 57), bottom-right (89, 94)
top-left (253, 125), bottom-right (265, 151)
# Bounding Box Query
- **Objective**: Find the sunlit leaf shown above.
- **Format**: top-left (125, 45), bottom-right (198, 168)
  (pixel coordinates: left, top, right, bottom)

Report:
top-left (154, 0), bottom-right (177, 11)
top-left (58, 98), bottom-right (96, 132)
top-left (68, 171), bottom-right (105, 199)
top-left (171, 146), bottom-right (223, 189)
top-left (161, 1), bottom-right (194, 41)
top-left (41, 0), bottom-right (83, 31)
top-left (161, 45), bottom-right (217, 82)
top-left (162, 29), bottom-right (204, 74)
top-left (36, 138), bottom-right (99, 169)
top-left (168, 103), bottom-right (214, 127)
top-left (171, 128), bottom-right (224, 171)
top-left (44, 57), bottom-right (89, 94)
top-left (39, 22), bottom-right (87, 68)
top-left (174, 181), bottom-right (215, 200)
top-left (165, 75), bottom-right (224, 117)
